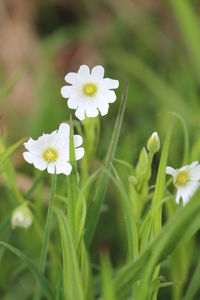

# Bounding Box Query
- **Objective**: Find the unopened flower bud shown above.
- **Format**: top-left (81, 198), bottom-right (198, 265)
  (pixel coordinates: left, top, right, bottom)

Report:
top-left (147, 132), bottom-right (160, 154)
top-left (128, 175), bottom-right (138, 185)
top-left (11, 204), bottom-right (33, 229)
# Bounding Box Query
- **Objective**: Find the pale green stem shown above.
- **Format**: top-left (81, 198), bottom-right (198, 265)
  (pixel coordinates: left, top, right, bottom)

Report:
top-left (34, 172), bottom-right (57, 299)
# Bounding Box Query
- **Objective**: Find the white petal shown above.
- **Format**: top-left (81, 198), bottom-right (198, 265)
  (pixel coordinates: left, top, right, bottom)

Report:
top-left (23, 152), bottom-right (34, 164)
top-left (64, 72), bottom-right (78, 84)
top-left (74, 135), bottom-right (83, 147)
top-left (33, 158), bottom-right (47, 171)
top-left (103, 90), bottom-right (117, 103)
top-left (175, 189), bottom-right (181, 204)
top-left (78, 65), bottom-right (90, 78)
top-left (61, 86), bottom-right (74, 98)
top-left (98, 102), bottom-right (109, 116)
top-left (47, 163), bottom-right (56, 174)
top-left (166, 166), bottom-right (177, 176)
top-left (75, 147), bottom-right (84, 160)
top-left (55, 161), bottom-right (72, 175)
top-left (91, 65), bottom-right (104, 79)
top-left (101, 78), bottom-right (119, 90)
top-left (75, 106), bottom-right (86, 121)
top-left (67, 96), bottom-right (82, 109)
top-left (58, 123), bottom-right (70, 136)
top-left (189, 166), bottom-right (200, 181)
top-left (189, 161), bottom-right (199, 168)
top-left (24, 138), bottom-right (45, 154)
top-left (85, 105), bottom-right (99, 118)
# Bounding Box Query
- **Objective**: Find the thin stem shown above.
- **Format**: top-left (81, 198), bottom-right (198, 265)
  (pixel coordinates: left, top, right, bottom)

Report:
top-left (34, 172), bottom-right (57, 299)
top-left (39, 172), bottom-right (57, 272)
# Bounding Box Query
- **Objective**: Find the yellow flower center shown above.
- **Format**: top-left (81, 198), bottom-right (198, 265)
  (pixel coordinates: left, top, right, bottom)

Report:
top-left (175, 171), bottom-right (188, 186)
top-left (83, 83), bottom-right (97, 96)
top-left (43, 147), bottom-right (58, 162)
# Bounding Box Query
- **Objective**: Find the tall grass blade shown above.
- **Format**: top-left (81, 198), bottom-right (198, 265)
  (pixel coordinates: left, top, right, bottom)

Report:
top-left (0, 137), bottom-right (27, 166)
top-left (183, 256), bottom-right (200, 300)
top-left (0, 241), bottom-right (54, 299)
top-left (55, 208), bottom-right (84, 300)
top-left (113, 193), bottom-right (200, 299)
top-left (85, 80), bottom-right (128, 247)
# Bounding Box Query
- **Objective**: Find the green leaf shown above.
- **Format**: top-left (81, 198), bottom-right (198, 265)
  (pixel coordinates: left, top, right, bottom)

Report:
top-left (105, 168), bottom-right (138, 260)
top-left (0, 137), bottom-right (27, 166)
top-left (169, 0), bottom-right (200, 81)
top-left (67, 117), bottom-right (79, 236)
top-left (113, 193), bottom-right (200, 299)
top-left (170, 112), bottom-right (189, 165)
top-left (85, 80), bottom-right (128, 247)
top-left (183, 255), bottom-right (200, 300)
top-left (0, 213), bottom-right (11, 239)
top-left (55, 208), bottom-right (84, 300)
top-left (151, 120), bottom-right (173, 234)
top-left (101, 254), bottom-right (116, 300)
top-left (0, 241), bottom-right (54, 299)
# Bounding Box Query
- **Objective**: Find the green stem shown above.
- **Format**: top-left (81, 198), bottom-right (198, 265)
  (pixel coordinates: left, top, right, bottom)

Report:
top-left (34, 172), bottom-right (57, 299)
top-left (39, 173), bottom-right (57, 272)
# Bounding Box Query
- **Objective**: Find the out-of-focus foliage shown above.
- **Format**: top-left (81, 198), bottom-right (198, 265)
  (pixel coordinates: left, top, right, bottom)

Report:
top-left (1, 0), bottom-right (200, 299)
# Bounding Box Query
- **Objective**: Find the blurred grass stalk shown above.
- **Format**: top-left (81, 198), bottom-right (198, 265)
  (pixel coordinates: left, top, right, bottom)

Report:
top-left (169, 0), bottom-right (200, 83)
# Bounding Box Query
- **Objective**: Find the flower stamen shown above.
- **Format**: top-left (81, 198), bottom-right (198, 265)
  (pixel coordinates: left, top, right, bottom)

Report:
top-left (83, 83), bottom-right (97, 97)
top-left (43, 147), bottom-right (58, 162)
top-left (175, 171), bottom-right (188, 186)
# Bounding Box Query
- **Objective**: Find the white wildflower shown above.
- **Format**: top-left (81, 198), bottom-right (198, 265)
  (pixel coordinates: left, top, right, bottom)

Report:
top-left (12, 204), bottom-right (33, 229)
top-left (23, 123), bottom-right (84, 175)
top-left (166, 161), bottom-right (200, 205)
top-left (61, 64), bottom-right (119, 120)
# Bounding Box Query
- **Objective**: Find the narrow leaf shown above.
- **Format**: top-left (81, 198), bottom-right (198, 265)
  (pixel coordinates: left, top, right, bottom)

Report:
top-left (85, 80), bottom-right (128, 247)
top-left (55, 208), bottom-right (84, 300)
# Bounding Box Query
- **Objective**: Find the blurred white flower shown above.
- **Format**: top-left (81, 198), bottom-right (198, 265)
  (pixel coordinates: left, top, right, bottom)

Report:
top-left (23, 123), bottom-right (84, 175)
top-left (12, 204), bottom-right (33, 229)
top-left (61, 65), bottom-right (119, 120)
top-left (166, 161), bottom-right (200, 205)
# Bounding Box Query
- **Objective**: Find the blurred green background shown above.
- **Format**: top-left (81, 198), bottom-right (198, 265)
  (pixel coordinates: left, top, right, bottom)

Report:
top-left (1, 0), bottom-right (200, 299)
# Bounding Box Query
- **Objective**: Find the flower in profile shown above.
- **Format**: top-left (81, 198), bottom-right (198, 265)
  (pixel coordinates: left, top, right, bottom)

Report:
top-left (61, 65), bottom-right (119, 120)
top-left (166, 161), bottom-right (200, 205)
top-left (11, 204), bottom-right (33, 229)
top-left (23, 123), bottom-right (84, 175)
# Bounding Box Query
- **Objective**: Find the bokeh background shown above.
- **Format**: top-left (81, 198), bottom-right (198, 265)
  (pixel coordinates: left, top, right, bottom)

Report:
top-left (1, 0), bottom-right (200, 299)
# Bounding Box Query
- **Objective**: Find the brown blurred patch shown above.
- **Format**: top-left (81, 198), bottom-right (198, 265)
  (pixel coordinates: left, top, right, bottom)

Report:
top-left (0, 0), bottom-right (38, 137)
top-left (55, 41), bottom-right (101, 77)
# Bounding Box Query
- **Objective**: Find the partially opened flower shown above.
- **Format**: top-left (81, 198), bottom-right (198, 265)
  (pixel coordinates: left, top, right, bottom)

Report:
top-left (166, 161), bottom-right (200, 205)
top-left (61, 65), bottom-right (119, 120)
top-left (12, 204), bottom-right (33, 229)
top-left (23, 123), bottom-right (84, 175)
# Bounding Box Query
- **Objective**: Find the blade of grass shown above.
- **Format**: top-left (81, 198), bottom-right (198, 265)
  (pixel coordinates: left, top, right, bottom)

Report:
top-left (0, 137), bottom-right (27, 166)
top-left (183, 256), bottom-right (200, 300)
top-left (85, 79), bottom-right (128, 247)
top-left (101, 254), bottom-right (116, 300)
top-left (113, 192), bottom-right (200, 299)
top-left (67, 117), bottom-right (79, 236)
top-left (170, 0), bottom-right (200, 81)
top-left (34, 172), bottom-right (57, 300)
top-left (55, 208), bottom-right (84, 300)
top-left (170, 112), bottom-right (189, 165)
top-left (0, 241), bottom-right (54, 299)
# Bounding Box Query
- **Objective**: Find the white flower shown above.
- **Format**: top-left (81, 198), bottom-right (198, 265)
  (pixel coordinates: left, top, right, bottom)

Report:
top-left (23, 123), bottom-right (84, 175)
top-left (61, 64), bottom-right (119, 120)
top-left (166, 161), bottom-right (200, 205)
top-left (11, 204), bottom-right (33, 229)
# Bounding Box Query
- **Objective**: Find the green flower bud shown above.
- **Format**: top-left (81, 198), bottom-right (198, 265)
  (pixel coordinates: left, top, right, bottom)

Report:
top-left (147, 132), bottom-right (160, 154)
top-left (128, 175), bottom-right (138, 185)
top-left (11, 204), bottom-right (33, 229)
